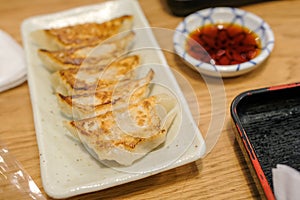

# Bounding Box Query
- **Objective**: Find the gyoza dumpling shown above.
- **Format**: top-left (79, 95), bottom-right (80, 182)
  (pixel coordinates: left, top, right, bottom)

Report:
top-left (51, 55), bottom-right (140, 95)
top-left (38, 31), bottom-right (135, 72)
top-left (31, 15), bottom-right (133, 50)
top-left (64, 94), bottom-right (178, 166)
top-left (57, 69), bottom-right (154, 119)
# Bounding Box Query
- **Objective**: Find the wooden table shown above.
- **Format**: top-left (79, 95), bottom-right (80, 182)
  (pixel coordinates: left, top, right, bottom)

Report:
top-left (0, 0), bottom-right (299, 199)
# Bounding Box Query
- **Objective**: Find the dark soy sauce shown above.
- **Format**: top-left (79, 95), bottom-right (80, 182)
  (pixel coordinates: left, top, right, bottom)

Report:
top-left (186, 23), bottom-right (261, 65)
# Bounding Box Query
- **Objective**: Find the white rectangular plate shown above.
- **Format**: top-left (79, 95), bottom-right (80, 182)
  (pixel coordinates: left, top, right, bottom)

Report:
top-left (21, 0), bottom-right (205, 198)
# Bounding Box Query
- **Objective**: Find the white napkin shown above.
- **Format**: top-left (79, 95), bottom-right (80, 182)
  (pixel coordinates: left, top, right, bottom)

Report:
top-left (272, 164), bottom-right (300, 200)
top-left (0, 29), bottom-right (26, 93)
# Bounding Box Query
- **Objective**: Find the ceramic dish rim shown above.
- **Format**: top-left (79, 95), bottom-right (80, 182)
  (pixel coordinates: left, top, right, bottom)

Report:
top-left (173, 7), bottom-right (275, 77)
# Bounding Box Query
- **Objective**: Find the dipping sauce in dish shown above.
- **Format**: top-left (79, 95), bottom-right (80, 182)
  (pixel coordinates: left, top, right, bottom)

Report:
top-left (186, 23), bottom-right (261, 65)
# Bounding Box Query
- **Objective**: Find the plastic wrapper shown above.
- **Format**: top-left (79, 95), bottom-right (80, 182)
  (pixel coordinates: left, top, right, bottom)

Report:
top-left (0, 142), bottom-right (45, 200)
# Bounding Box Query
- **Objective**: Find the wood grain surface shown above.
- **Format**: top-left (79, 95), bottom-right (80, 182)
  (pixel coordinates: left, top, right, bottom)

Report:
top-left (0, 0), bottom-right (299, 199)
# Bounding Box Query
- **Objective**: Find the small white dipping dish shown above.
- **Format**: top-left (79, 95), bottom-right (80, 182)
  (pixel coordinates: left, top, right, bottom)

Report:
top-left (173, 7), bottom-right (275, 77)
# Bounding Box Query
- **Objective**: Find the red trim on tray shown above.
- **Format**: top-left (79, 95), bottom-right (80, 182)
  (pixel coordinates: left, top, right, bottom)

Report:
top-left (268, 82), bottom-right (300, 91)
top-left (236, 123), bottom-right (243, 137)
top-left (235, 123), bottom-right (275, 200)
top-left (234, 107), bottom-right (237, 115)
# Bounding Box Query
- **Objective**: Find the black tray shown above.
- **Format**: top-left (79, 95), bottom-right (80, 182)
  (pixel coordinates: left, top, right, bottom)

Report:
top-left (166, 0), bottom-right (272, 16)
top-left (231, 82), bottom-right (300, 199)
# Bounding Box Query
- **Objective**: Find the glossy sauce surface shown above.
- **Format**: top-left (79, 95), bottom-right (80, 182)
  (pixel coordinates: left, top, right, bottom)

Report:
top-left (186, 23), bottom-right (261, 65)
